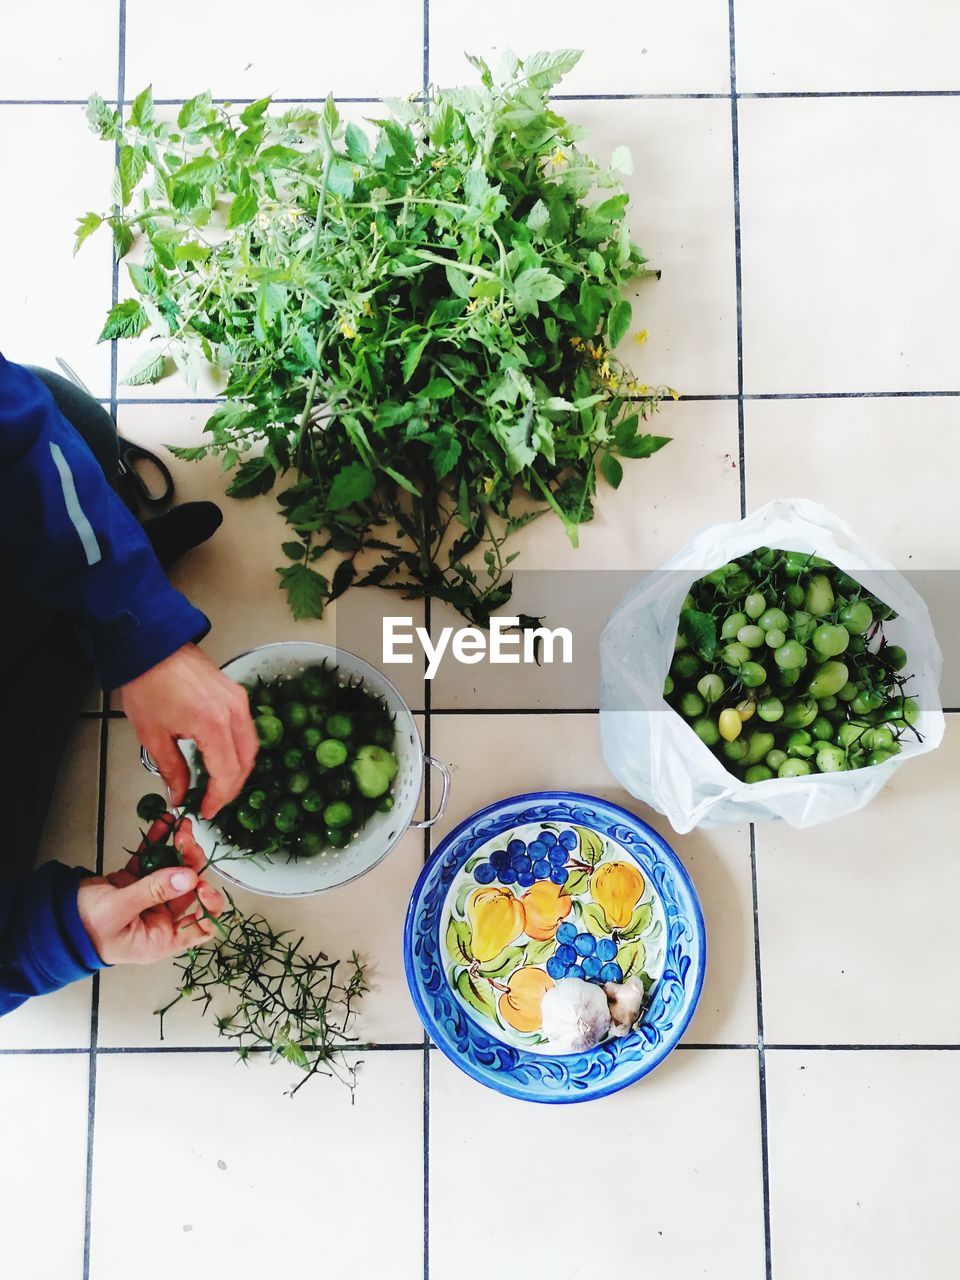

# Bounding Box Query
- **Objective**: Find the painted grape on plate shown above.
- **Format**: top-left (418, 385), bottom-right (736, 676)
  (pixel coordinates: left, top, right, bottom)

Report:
top-left (445, 822), bottom-right (664, 1052)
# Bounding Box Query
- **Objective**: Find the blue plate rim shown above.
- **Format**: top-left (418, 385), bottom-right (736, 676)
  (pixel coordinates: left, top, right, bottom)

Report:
top-left (403, 789), bottom-right (707, 1104)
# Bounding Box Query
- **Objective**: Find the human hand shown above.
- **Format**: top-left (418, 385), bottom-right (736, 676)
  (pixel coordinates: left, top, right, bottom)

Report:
top-left (119, 642), bottom-right (257, 819)
top-left (76, 817), bottom-right (226, 965)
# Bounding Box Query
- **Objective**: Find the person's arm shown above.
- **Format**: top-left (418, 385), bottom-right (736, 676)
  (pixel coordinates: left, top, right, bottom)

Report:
top-left (0, 864), bottom-right (106, 1016)
top-left (0, 353), bottom-right (208, 690)
top-left (0, 819), bottom-right (224, 1017)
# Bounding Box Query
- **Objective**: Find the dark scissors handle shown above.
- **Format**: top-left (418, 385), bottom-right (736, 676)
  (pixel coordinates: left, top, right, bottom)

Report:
top-left (117, 437), bottom-right (175, 509)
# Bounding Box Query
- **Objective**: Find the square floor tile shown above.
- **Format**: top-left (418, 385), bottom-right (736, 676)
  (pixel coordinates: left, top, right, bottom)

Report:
top-left (756, 717), bottom-right (960, 1046)
top-left (114, 404), bottom-right (427, 709)
top-left (427, 400), bottom-right (741, 710)
top-left (739, 97), bottom-right (960, 394)
top-left (564, 99), bottom-right (738, 396)
top-left (0, 1054), bottom-right (89, 1278)
top-left (97, 717), bottom-right (426, 1046)
top-left (0, 106), bottom-right (114, 395)
top-left (736, 1), bottom-right (960, 93)
top-left (429, 1047), bottom-right (764, 1278)
top-left (0, 720), bottom-right (100, 1051)
top-left (429, 0), bottom-right (731, 95)
top-left (429, 713), bottom-right (758, 1045)
top-left (124, 0), bottom-right (424, 101)
top-left (0, 0), bottom-right (119, 100)
top-left (766, 1049), bottom-right (960, 1279)
top-left (744, 396), bottom-right (960, 703)
top-left (89, 1049), bottom-right (423, 1278)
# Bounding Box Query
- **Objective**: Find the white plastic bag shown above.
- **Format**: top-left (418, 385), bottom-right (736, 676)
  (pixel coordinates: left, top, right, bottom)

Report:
top-left (599, 498), bottom-right (944, 832)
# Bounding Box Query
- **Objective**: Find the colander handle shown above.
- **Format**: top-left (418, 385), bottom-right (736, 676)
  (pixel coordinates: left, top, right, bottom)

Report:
top-left (141, 746), bottom-right (160, 775)
top-left (409, 755), bottom-right (451, 829)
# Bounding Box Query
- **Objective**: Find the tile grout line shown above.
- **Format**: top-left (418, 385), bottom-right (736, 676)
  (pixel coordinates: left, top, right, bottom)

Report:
top-left (730, 3), bottom-right (769, 1274)
top-left (750, 822), bottom-right (773, 1280)
top-left (83, 6), bottom-right (125, 1278)
top-left (11, 89), bottom-right (960, 108)
top-left (728, 1), bottom-right (746, 520)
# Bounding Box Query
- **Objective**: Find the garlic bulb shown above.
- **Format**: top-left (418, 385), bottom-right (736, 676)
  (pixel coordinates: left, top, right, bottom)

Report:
top-left (603, 976), bottom-right (645, 1037)
top-left (541, 977), bottom-right (611, 1053)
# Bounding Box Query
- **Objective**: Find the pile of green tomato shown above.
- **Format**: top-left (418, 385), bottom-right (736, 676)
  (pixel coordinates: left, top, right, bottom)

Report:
top-left (665, 548), bottom-right (921, 783)
top-left (216, 663), bottom-right (400, 857)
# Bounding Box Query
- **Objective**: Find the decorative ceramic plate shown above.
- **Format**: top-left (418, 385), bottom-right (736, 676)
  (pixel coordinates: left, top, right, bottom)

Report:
top-left (404, 792), bottom-right (706, 1104)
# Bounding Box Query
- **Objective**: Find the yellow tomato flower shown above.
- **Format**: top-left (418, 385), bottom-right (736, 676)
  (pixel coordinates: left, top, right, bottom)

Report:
top-left (634, 329), bottom-right (649, 345)
top-left (669, 387), bottom-right (681, 401)
top-left (340, 319), bottom-right (356, 339)
top-left (362, 301), bottom-right (373, 316)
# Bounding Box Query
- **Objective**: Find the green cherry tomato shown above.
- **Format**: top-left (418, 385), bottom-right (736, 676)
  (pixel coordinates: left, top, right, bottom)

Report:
top-left (810, 716), bottom-right (834, 741)
top-left (783, 697), bottom-right (819, 728)
top-left (839, 600), bottom-right (874, 634)
top-left (778, 757), bottom-right (813, 778)
top-left (758, 607), bottom-right (789, 633)
top-left (138, 843), bottom-right (181, 875)
top-left (786, 730), bottom-right (815, 758)
top-left (283, 747), bottom-right (305, 770)
top-left (804, 573), bottom-right (835, 617)
top-left (764, 628), bottom-right (786, 649)
top-left (737, 625), bottom-right (765, 649)
top-left (301, 726), bottom-right (324, 752)
top-left (745, 731), bottom-right (776, 765)
top-left (721, 612), bottom-right (749, 641)
top-left (816, 745), bottom-right (848, 773)
top-left (775, 640), bottom-right (808, 670)
top-left (316, 738), bottom-right (349, 769)
top-left (836, 721), bottom-right (873, 749)
top-left (783, 551), bottom-right (812, 579)
top-left (812, 624), bottom-right (850, 659)
top-left (784, 583), bottom-right (805, 608)
top-left (237, 805), bottom-right (267, 831)
top-left (301, 667), bottom-right (334, 701)
top-left (882, 644), bottom-right (907, 671)
top-left (778, 667), bottom-right (802, 687)
top-left (807, 660), bottom-right (849, 700)
top-left (672, 652), bottom-right (703, 681)
top-left (744, 764), bottom-right (774, 783)
top-left (254, 714), bottom-right (284, 748)
top-left (663, 674), bottom-right (675, 697)
top-left (850, 689), bottom-right (884, 715)
top-left (837, 681), bottom-right (859, 703)
top-left (136, 793), bottom-right (168, 822)
top-left (297, 830), bottom-right (327, 858)
top-left (818, 694), bottom-right (838, 711)
top-left (740, 661), bottom-right (768, 688)
top-left (723, 642), bottom-right (751, 669)
top-left (680, 691), bottom-right (706, 718)
top-left (881, 696), bottom-right (919, 726)
top-left (287, 770), bottom-right (311, 795)
top-left (323, 800), bottom-right (354, 829)
top-left (273, 799), bottom-right (300, 834)
top-left (744, 592), bottom-right (767, 620)
top-left (697, 673), bottom-right (725, 706)
top-left (325, 713), bottom-right (354, 739)
top-left (765, 748), bottom-right (788, 771)
top-left (247, 788), bottom-right (267, 811)
top-left (325, 827), bottom-right (351, 849)
top-left (870, 725), bottom-right (895, 750)
top-left (757, 696), bottom-right (784, 722)
top-left (281, 701), bottom-right (310, 730)
top-left (722, 737), bottom-right (750, 763)
top-left (302, 790), bottom-right (325, 814)
top-left (692, 716), bottom-right (720, 747)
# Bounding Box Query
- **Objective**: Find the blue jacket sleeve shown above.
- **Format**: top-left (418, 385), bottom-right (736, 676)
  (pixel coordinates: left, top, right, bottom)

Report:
top-left (0, 352), bottom-right (209, 690)
top-left (0, 865), bottom-right (107, 1015)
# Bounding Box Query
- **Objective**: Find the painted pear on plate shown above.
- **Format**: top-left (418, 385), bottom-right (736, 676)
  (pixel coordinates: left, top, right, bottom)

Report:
top-left (590, 861), bottom-right (645, 930)
top-left (520, 879), bottom-right (572, 941)
top-left (498, 965), bottom-right (555, 1033)
top-left (467, 886), bottom-right (525, 963)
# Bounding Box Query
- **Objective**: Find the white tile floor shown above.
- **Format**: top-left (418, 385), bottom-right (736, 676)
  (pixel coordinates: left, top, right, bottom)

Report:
top-left (1, 3), bottom-right (958, 1278)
